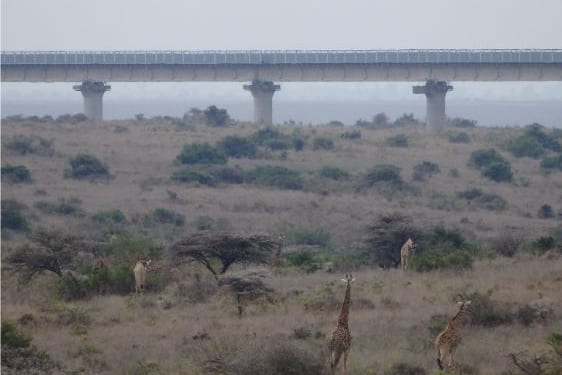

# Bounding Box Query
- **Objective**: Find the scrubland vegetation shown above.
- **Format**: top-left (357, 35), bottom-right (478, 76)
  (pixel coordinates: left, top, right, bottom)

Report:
top-left (1, 109), bottom-right (562, 374)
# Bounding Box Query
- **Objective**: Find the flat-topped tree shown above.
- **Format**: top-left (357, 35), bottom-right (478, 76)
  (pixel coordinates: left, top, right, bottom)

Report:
top-left (169, 233), bottom-right (281, 279)
top-left (6, 227), bottom-right (81, 282)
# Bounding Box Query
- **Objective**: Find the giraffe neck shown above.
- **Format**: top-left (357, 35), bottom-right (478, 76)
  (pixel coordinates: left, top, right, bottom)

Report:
top-left (448, 304), bottom-right (467, 331)
top-left (338, 283), bottom-right (351, 327)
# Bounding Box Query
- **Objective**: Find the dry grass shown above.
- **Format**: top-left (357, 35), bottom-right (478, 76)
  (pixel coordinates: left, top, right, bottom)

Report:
top-left (2, 118), bottom-right (562, 374)
top-left (1, 257), bottom-right (561, 374)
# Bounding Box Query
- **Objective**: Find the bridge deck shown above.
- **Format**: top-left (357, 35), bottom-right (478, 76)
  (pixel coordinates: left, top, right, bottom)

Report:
top-left (2, 50), bottom-right (562, 65)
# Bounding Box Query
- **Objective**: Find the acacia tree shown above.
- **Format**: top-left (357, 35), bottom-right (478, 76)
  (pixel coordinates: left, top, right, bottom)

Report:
top-left (218, 271), bottom-right (275, 317)
top-left (7, 228), bottom-right (81, 282)
top-left (169, 233), bottom-right (280, 279)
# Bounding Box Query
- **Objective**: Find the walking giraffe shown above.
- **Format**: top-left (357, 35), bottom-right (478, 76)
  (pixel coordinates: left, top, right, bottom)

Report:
top-left (328, 273), bottom-right (355, 375)
top-left (435, 295), bottom-right (472, 370)
top-left (400, 237), bottom-right (416, 270)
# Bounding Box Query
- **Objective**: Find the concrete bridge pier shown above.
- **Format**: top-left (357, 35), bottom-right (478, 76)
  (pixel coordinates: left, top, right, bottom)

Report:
top-left (73, 80), bottom-right (111, 120)
top-left (243, 80), bottom-right (280, 125)
top-left (413, 80), bottom-right (453, 131)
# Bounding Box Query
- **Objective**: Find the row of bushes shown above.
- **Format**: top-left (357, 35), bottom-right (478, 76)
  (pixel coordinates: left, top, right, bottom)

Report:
top-left (176, 129), bottom-right (335, 166)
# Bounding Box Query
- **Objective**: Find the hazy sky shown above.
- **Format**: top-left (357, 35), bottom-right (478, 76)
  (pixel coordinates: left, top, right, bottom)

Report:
top-left (1, 0), bottom-right (562, 110)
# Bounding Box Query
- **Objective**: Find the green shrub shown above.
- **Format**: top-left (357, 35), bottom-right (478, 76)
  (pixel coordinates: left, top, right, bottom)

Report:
top-left (176, 143), bottom-right (227, 165)
top-left (491, 234), bottom-right (522, 257)
top-left (1, 321), bottom-right (31, 348)
top-left (35, 199), bottom-right (83, 216)
top-left (263, 138), bottom-right (290, 151)
top-left (57, 272), bottom-right (89, 300)
top-left (465, 291), bottom-right (513, 327)
top-left (411, 249), bottom-right (473, 271)
top-left (217, 135), bottom-right (257, 158)
top-left (538, 204), bottom-right (556, 219)
top-left (430, 226), bottom-right (465, 249)
top-left (312, 137), bottom-right (334, 150)
top-left (286, 228), bottom-right (331, 247)
top-left (547, 332), bottom-right (562, 356)
top-left (412, 161), bottom-right (440, 181)
top-left (428, 314), bottom-right (448, 336)
top-left (525, 123), bottom-right (562, 152)
top-left (516, 305), bottom-right (540, 326)
top-left (251, 127), bottom-right (284, 144)
top-left (365, 165), bottom-right (402, 186)
top-left (292, 136), bottom-right (306, 151)
top-left (319, 166), bottom-right (349, 181)
top-left (245, 166), bottom-right (303, 190)
top-left (1, 165), bottom-right (31, 183)
top-left (476, 193), bottom-right (508, 211)
top-left (203, 105), bottom-right (230, 127)
top-left (457, 188), bottom-right (483, 200)
top-left (394, 113), bottom-right (421, 126)
top-left (450, 117), bottom-right (477, 128)
top-left (508, 136), bottom-right (545, 158)
top-left (55, 113), bottom-right (88, 124)
top-left (149, 208), bottom-right (185, 226)
top-left (210, 166), bottom-right (245, 184)
top-left (1, 199), bottom-right (29, 232)
top-left (386, 134), bottom-right (408, 147)
top-left (108, 234), bottom-right (163, 264)
top-left (541, 155), bottom-right (562, 171)
top-left (448, 132), bottom-right (471, 143)
top-left (2, 135), bottom-right (53, 155)
top-left (284, 250), bottom-right (324, 273)
top-left (531, 236), bottom-right (557, 255)
top-left (92, 209), bottom-right (126, 224)
top-left (65, 153), bottom-right (109, 179)
top-left (171, 168), bottom-right (216, 186)
top-left (108, 264), bottom-right (135, 294)
top-left (469, 148), bottom-right (506, 168)
top-left (457, 189), bottom-right (507, 211)
top-left (340, 130), bottom-right (361, 139)
top-left (481, 161), bottom-right (513, 182)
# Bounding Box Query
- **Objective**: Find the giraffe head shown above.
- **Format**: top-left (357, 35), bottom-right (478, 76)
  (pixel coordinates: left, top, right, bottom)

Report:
top-left (456, 294), bottom-right (471, 308)
top-left (408, 237), bottom-right (417, 253)
top-left (340, 273), bottom-right (356, 285)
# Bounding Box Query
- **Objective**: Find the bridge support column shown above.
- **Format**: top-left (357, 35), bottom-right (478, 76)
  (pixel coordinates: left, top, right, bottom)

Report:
top-left (73, 80), bottom-right (111, 120)
top-left (243, 80), bottom-right (280, 126)
top-left (413, 80), bottom-right (453, 131)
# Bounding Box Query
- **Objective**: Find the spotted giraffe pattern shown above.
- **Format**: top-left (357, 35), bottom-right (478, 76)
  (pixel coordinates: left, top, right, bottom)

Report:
top-left (435, 299), bottom-right (471, 370)
top-left (400, 238), bottom-right (416, 270)
top-left (329, 273), bottom-right (354, 374)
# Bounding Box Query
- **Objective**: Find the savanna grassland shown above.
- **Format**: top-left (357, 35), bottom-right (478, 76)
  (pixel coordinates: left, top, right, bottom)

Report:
top-left (1, 112), bottom-right (562, 375)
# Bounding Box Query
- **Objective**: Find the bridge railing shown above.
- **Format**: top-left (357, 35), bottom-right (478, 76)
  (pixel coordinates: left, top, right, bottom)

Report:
top-left (2, 50), bottom-right (562, 65)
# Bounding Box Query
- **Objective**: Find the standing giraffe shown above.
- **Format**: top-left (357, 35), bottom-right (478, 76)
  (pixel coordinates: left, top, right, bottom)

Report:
top-left (400, 237), bottom-right (416, 270)
top-left (435, 296), bottom-right (472, 370)
top-left (328, 273), bottom-right (355, 375)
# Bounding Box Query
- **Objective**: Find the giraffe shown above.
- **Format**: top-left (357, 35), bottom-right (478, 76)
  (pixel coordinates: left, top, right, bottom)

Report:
top-left (400, 237), bottom-right (416, 270)
top-left (435, 295), bottom-right (472, 370)
top-left (328, 273), bottom-right (355, 375)
top-left (133, 258), bottom-right (151, 294)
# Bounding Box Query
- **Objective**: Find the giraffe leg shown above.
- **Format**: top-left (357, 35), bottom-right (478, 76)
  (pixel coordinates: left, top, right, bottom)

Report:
top-left (331, 350), bottom-right (342, 373)
top-left (436, 347), bottom-right (444, 370)
top-left (448, 347), bottom-right (457, 369)
top-left (343, 350), bottom-right (350, 375)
